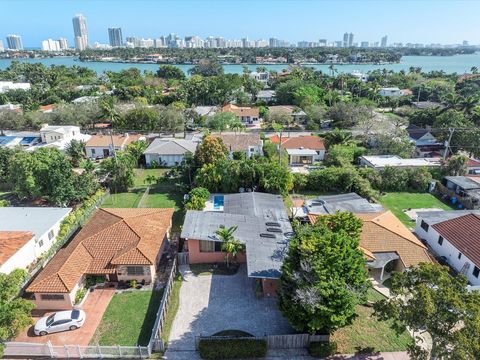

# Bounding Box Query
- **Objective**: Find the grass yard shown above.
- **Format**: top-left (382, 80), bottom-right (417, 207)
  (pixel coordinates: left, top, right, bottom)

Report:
top-left (102, 190), bottom-right (144, 208)
top-left (331, 289), bottom-right (412, 354)
top-left (379, 192), bottom-right (453, 228)
top-left (91, 290), bottom-right (163, 346)
top-left (133, 168), bottom-right (169, 187)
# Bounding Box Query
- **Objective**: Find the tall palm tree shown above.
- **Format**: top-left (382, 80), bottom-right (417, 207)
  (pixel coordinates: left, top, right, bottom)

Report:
top-left (215, 225), bottom-right (244, 268)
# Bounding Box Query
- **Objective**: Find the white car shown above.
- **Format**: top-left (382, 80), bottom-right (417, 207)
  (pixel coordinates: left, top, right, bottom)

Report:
top-left (34, 310), bottom-right (86, 336)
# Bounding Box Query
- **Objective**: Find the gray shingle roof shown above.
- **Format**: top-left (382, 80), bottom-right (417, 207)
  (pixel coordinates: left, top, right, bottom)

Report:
top-left (181, 192), bottom-right (293, 279)
top-left (306, 193), bottom-right (384, 215)
top-left (144, 138), bottom-right (198, 155)
top-left (417, 210), bottom-right (480, 225)
top-left (0, 207), bottom-right (72, 238)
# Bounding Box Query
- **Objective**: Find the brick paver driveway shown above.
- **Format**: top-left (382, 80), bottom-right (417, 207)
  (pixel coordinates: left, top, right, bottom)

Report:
top-left (16, 286), bottom-right (115, 346)
top-left (166, 264), bottom-right (294, 352)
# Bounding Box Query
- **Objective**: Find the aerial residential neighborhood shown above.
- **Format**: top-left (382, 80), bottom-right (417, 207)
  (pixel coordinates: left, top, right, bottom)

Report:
top-left (1, 1), bottom-right (480, 360)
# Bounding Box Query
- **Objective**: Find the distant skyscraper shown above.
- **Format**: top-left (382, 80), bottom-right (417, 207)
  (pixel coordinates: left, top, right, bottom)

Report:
top-left (319, 39), bottom-right (327, 47)
top-left (0, 40), bottom-right (4, 52)
top-left (348, 33), bottom-right (354, 47)
top-left (343, 32), bottom-right (349, 47)
top-left (72, 14), bottom-right (88, 50)
top-left (6, 35), bottom-right (23, 50)
top-left (58, 38), bottom-right (68, 50)
top-left (360, 41), bottom-right (369, 48)
top-left (108, 28), bottom-right (123, 47)
top-left (381, 35), bottom-right (388, 48)
top-left (41, 39), bottom-right (61, 51)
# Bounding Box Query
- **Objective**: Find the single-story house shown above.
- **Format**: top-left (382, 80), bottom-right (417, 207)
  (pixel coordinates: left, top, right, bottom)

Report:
top-left (416, 210), bottom-right (480, 285)
top-left (256, 90), bottom-right (276, 103)
top-left (221, 104), bottom-right (260, 126)
top-left (72, 96), bottom-right (99, 104)
top-left (443, 176), bottom-right (480, 198)
top-left (144, 138), bottom-right (199, 167)
top-left (467, 158), bottom-right (480, 175)
top-left (193, 106), bottom-right (218, 118)
top-left (268, 106), bottom-right (307, 124)
top-left (85, 134), bottom-right (144, 159)
top-left (212, 133), bottom-right (263, 159)
top-left (181, 192), bottom-right (293, 297)
top-left (310, 210), bottom-right (432, 280)
top-left (411, 101), bottom-right (443, 110)
top-left (359, 155), bottom-right (441, 171)
top-left (292, 193), bottom-right (384, 219)
top-left (406, 124), bottom-right (445, 158)
top-left (26, 208), bottom-right (173, 309)
top-left (270, 135), bottom-right (325, 165)
top-left (379, 87), bottom-right (410, 97)
top-left (0, 207), bottom-right (72, 274)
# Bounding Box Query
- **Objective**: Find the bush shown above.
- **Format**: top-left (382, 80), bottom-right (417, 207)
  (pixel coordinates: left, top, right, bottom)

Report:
top-left (85, 275), bottom-right (106, 288)
top-left (184, 187), bottom-right (210, 210)
top-left (75, 287), bottom-right (87, 304)
top-left (198, 338), bottom-right (267, 359)
top-left (308, 341), bottom-right (337, 358)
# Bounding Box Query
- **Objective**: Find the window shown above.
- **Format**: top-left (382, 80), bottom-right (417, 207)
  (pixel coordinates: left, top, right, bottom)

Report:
top-left (38, 239), bottom-right (44, 247)
top-left (40, 294), bottom-right (65, 301)
top-left (126, 266), bottom-right (145, 276)
top-left (458, 252), bottom-right (462, 260)
top-left (473, 266), bottom-right (480, 279)
top-left (438, 236), bottom-right (444, 246)
top-left (199, 240), bottom-right (222, 252)
top-left (52, 319), bottom-right (71, 326)
top-left (420, 220), bottom-right (429, 232)
top-left (91, 148), bottom-right (96, 155)
top-left (48, 230), bottom-right (54, 240)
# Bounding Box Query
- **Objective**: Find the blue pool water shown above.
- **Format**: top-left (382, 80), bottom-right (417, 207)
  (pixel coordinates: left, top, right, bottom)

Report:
top-left (213, 195), bottom-right (224, 209)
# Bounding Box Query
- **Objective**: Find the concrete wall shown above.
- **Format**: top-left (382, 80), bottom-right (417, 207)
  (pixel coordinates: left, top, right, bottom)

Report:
top-left (187, 239), bottom-right (246, 264)
top-left (416, 217), bottom-right (480, 285)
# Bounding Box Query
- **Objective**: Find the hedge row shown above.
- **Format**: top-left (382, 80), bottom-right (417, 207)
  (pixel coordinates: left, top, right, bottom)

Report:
top-left (308, 341), bottom-right (338, 357)
top-left (198, 338), bottom-right (267, 359)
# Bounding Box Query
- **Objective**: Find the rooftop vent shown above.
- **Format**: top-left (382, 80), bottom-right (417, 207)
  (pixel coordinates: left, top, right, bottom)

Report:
top-left (267, 227), bottom-right (283, 233)
top-left (265, 222), bottom-right (281, 227)
top-left (260, 233), bottom-right (276, 239)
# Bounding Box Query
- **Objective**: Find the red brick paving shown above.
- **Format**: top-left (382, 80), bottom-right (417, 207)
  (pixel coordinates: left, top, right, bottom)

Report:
top-left (15, 286), bottom-right (116, 346)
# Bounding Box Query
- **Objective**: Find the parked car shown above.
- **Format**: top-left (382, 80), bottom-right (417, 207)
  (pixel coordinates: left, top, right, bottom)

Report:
top-left (34, 310), bottom-right (86, 336)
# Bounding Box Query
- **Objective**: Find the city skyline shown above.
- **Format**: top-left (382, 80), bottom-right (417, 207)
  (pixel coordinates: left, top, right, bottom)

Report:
top-left (0, 0), bottom-right (479, 48)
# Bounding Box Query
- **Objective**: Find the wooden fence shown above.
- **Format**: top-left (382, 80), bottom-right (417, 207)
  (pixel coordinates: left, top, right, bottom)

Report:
top-left (196, 334), bottom-right (330, 350)
top-left (148, 256), bottom-right (178, 353)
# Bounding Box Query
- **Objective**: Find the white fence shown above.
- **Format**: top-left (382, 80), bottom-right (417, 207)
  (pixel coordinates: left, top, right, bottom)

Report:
top-left (4, 341), bottom-right (149, 359)
top-left (148, 256), bottom-right (178, 352)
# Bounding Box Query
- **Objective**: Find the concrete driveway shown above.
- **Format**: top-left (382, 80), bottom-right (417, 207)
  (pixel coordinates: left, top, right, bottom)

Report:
top-left (167, 264), bottom-right (293, 352)
top-left (15, 286), bottom-right (115, 346)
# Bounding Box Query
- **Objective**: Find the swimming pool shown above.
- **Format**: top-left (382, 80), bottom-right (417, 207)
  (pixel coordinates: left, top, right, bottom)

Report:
top-left (213, 195), bottom-right (224, 209)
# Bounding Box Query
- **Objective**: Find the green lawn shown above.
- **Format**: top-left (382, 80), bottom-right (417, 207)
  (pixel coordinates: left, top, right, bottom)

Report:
top-left (379, 192), bottom-right (453, 228)
top-left (133, 168), bottom-right (169, 187)
top-left (102, 190), bottom-right (144, 208)
top-left (331, 289), bottom-right (412, 354)
top-left (91, 290), bottom-right (163, 346)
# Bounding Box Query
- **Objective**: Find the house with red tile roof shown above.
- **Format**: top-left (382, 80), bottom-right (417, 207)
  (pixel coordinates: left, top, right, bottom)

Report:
top-left (221, 104), bottom-right (260, 127)
top-left (270, 135), bottom-right (326, 165)
top-left (27, 208), bottom-right (173, 309)
top-left (467, 158), bottom-right (480, 174)
top-left (416, 210), bottom-right (480, 285)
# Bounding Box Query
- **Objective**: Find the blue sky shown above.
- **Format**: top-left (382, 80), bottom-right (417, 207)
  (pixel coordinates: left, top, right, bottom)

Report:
top-left (1, 0), bottom-right (479, 47)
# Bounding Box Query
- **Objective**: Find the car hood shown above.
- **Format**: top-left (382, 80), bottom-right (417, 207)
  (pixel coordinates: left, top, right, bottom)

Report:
top-left (34, 317), bottom-right (49, 330)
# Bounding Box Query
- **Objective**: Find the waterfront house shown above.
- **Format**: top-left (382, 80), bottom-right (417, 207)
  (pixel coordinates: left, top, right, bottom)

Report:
top-left (26, 208), bottom-right (173, 309)
top-left (0, 207), bottom-right (72, 274)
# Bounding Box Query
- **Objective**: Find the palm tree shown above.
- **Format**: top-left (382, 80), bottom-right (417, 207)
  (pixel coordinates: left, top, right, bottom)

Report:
top-left (215, 225), bottom-right (244, 268)
top-left (65, 139), bottom-right (86, 167)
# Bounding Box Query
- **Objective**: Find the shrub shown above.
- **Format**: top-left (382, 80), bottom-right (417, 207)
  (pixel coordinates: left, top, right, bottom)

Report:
top-left (129, 279), bottom-right (137, 288)
top-left (308, 341), bottom-right (337, 358)
top-left (0, 199), bottom-right (9, 207)
top-left (184, 187), bottom-right (210, 210)
top-left (85, 275), bottom-right (106, 288)
top-left (74, 287), bottom-right (87, 304)
top-left (198, 338), bottom-right (267, 359)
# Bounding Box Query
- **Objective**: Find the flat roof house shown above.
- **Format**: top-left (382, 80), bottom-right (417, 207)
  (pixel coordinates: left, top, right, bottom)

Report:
top-left (212, 133), bottom-right (263, 159)
top-left (181, 192), bottom-right (293, 297)
top-left (0, 207), bottom-right (72, 274)
top-left (359, 155), bottom-right (441, 171)
top-left (31, 124), bottom-right (91, 152)
top-left (27, 208), bottom-right (173, 310)
top-left (270, 135), bottom-right (326, 166)
top-left (144, 138), bottom-right (199, 167)
top-left (416, 210), bottom-right (480, 285)
top-left (85, 134), bottom-right (144, 159)
top-left (310, 210), bottom-right (432, 280)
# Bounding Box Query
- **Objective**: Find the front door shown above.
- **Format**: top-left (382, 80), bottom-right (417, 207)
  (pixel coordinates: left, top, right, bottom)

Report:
top-left (108, 273), bottom-right (118, 282)
top-left (103, 149), bottom-right (110, 158)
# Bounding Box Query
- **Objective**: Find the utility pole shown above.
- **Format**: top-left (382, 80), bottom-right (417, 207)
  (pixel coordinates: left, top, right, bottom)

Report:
top-left (443, 128), bottom-right (455, 160)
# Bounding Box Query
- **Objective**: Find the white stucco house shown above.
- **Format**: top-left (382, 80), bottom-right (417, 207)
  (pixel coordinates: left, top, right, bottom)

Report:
top-left (144, 138), bottom-right (199, 167)
top-left (0, 207), bottom-right (72, 274)
top-left (25, 124), bottom-right (92, 152)
top-left (379, 87), bottom-right (404, 97)
top-left (415, 210), bottom-right (480, 285)
top-left (0, 81), bottom-right (31, 93)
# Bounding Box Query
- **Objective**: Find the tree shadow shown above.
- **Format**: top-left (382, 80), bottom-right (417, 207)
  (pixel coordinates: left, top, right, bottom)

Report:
top-left (136, 289), bottom-right (164, 346)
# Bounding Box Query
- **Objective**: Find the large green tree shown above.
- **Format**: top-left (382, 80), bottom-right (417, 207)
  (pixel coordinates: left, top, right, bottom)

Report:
top-left (0, 269), bottom-right (34, 357)
top-left (156, 64), bottom-right (186, 80)
top-left (194, 135), bottom-right (228, 167)
top-left (99, 151), bottom-right (135, 192)
top-left (278, 212), bottom-right (369, 334)
top-left (374, 263), bottom-right (480, 359)
top-left (188, 59), bottom-right (224, 77)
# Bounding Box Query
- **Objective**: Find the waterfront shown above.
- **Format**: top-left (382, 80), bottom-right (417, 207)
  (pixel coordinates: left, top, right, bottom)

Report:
top-left (0, 53), bottom-right (479, 74)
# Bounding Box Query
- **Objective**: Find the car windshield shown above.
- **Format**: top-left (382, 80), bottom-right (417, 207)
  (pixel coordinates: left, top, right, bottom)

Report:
top-left (46, 314), bottom-right (55, 326)
top-left (71, 310), bottom-right (80, 320)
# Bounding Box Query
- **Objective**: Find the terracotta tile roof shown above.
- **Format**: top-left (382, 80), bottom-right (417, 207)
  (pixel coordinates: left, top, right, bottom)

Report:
top-left (0, 231), bottom-right (35, 266)
top-left (212, 133), bottom-right (262, 152)
top-left (85, 134), bottom-right (143, 148)
top-left (432, 213), bottom-right (480, 267)
top-left (270, 135), bottom-right (325, 151)
top-left (221, 104), bottom-right (259, 118)
top-left (309, 211), bottom-right (431, 267)
top-left (467, 158), bottom-right (480, 167)
top-left (27, 208), bottom-right (173, 293)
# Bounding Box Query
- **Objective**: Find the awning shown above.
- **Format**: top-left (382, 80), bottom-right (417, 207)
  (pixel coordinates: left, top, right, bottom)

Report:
top-left (367, 252), bottom-right (399, 269)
